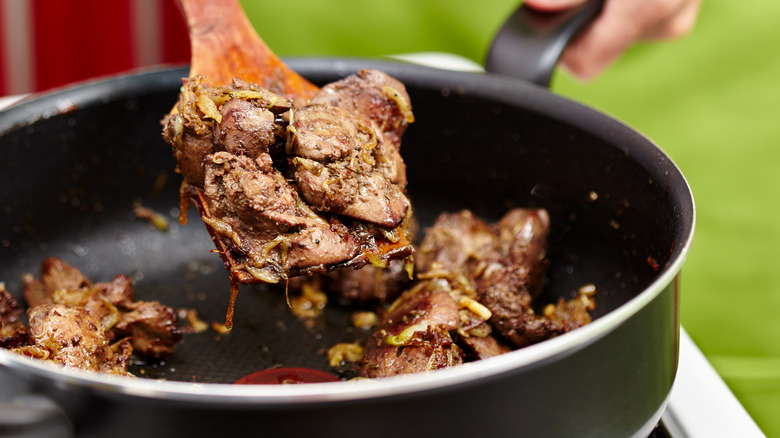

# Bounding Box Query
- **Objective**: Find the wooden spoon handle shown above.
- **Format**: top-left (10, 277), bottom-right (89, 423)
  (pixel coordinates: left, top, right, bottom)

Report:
top-left (177, 0), bottom-right (319, 101)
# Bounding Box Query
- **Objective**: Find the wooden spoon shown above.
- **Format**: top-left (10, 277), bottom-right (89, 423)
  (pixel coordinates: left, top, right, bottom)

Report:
top-left (177, 0), bottom-right (319, 102)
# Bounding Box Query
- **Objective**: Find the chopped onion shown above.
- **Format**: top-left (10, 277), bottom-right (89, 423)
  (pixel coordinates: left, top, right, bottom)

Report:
top-left (459, 296), bottom-right (492, 321)
top-left (382, 85), bottom-right (414, 125)
top-left (384, 322), bottom-right (430, 346)
top-left (364, 250), bottom-right (389, 269)
top-left (197, 94), bottom-right (222, 123)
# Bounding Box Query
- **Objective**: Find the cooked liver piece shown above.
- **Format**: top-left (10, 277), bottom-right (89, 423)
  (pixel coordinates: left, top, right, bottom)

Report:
top-left (360, 280), bottom-right (463, 378)
top-left (202, 151), bottom-right (361, 274)
top-left (21, 304), bottom-right (133, 375)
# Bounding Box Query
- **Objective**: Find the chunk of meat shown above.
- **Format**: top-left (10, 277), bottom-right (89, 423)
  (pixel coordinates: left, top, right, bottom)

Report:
top-left (477, 264), bottom-right (556, 348)
top-left (310, 69), bottom-right (414, 152)
top-left (415, 210), bottom-right (500, 275)
top-left (458, 334), bottom-right (511, 360)
top-left (360, 279), bottom-right (463, 378)
top-left (287, 105), bottom-right (364, 163)
top-left (22, 257), bottom-right (92, 307)
top-left (200, 151), bottom-right (362, 282)
top-left (286, 216), bottom-right (420, 306)
top-left (26, 304), bottom-right (107, 369)
top-left (288, 104), bottom-right (409, 227)
top-left (93, 274), bottom-right (136, 309)
top-left (0, 321), bottom-right (28, 349)
top-left (112, 301), bottom-right (182, 358)
top-left (15, 304), bottom-right (133, 376)
top-left (0, 284), bottom-right (27, 349)
top-left (162, 76), bottom-right (292, 188)
top-left (215, 98), bottom-right (277, 160)
top-left (325, 259), bottom-right (411, 305)
top-left (496, 208), bottom-right (551, 299)
top-left (167, 127), bottom-right (215, 188)
top-left (310, 69), bottom-right (412, 187)
top-left (292, 156), bottom-right (409, 228)
top-left (0, 283), bottom-right (22, 326)
top-left (382, 280), bottom-right (462, 335)
top-left (205, 152), bottom-right (317, 234)
top-left (360, 328), bottom-right (463, 379)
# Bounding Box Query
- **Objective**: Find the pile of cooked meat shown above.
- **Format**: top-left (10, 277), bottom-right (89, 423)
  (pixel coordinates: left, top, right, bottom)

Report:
top-left (299, 208), bottom-right (596, 378)
top-left (0, 258), bottom-right (182, 376)
top-left (161, 69), bottom-right (415, 286)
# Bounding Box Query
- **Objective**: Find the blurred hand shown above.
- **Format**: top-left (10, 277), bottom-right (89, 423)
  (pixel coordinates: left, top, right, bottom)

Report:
top-left (524, 0), bottom-right (702, 80)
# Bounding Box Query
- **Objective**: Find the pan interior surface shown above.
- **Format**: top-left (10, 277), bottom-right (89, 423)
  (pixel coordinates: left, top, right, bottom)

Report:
top-left (0, 62), bottom-right (693, 395)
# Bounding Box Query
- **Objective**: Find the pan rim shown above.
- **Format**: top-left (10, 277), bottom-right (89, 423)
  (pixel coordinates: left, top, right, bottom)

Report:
top-left (0, 60), bottom-right (695, 404)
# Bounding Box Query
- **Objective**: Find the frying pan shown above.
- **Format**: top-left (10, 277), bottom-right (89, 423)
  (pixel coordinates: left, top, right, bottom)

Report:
top-left (0, 3), bottom-right (694, 438)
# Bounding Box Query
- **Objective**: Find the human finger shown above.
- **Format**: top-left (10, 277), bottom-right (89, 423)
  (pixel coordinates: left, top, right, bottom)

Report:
top-left (522, 0), bottom-right (588, 12)
top-left (642, 0), bottom-right (702, 41)
top-left (557, 0), bottom-right (700, 80)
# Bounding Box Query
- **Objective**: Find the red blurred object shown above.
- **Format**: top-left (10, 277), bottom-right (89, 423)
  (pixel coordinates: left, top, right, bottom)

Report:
top-left (235, 368), bottom-right (340, 385)
top-left (0, 0), bottom-right (190, 96)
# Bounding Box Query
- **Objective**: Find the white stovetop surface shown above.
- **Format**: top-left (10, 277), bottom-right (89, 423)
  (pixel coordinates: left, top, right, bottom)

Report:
top-left (0, 63), bottom-right (766, 436)
top-left (665, 328), bottom-right (764, 437)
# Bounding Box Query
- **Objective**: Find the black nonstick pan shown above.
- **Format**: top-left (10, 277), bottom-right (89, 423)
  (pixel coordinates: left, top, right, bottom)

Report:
top-left (0, 5), bottom-right (693, 438)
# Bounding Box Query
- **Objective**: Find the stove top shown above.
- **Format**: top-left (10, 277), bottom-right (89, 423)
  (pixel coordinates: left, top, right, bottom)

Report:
top-left (661, 328), bottom-right (764, 437)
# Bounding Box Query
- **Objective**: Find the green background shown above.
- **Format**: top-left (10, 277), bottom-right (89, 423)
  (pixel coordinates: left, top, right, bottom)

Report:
top-left (242, 0), bottom-right (779, 435)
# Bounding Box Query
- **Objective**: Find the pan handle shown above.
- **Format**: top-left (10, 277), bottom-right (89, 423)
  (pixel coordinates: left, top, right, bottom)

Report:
top-left (484, 0), bottom-right (605, 87)
top-left (0, 395), bottom-right (73, 438)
